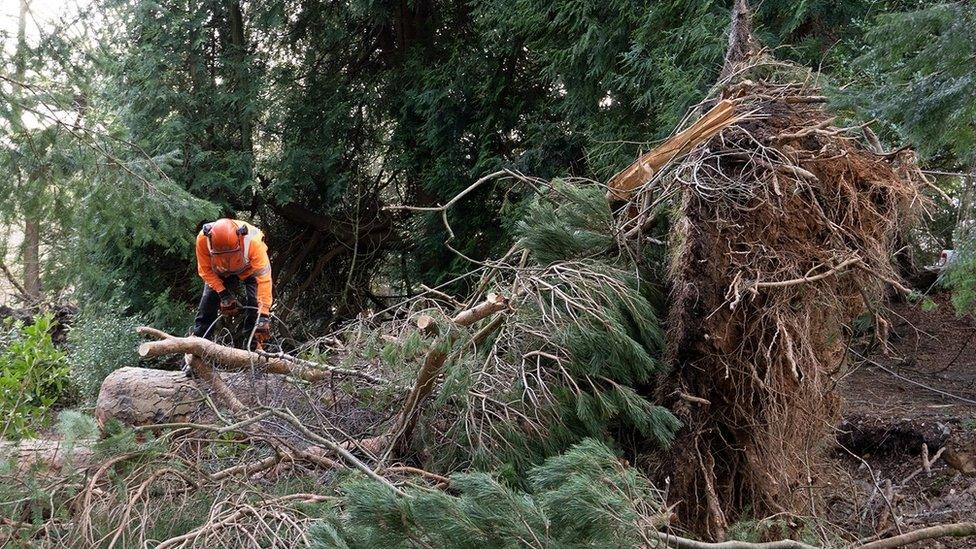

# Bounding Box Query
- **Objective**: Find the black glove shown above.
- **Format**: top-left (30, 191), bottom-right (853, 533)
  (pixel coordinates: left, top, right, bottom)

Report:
top-left (254, 315), bottom-right (271, 346)
top-left (218, 290), bottom-right (241, 316)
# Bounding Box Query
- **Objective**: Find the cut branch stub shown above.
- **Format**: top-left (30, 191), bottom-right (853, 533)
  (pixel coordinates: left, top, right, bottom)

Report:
top-left (415, 314), bottom-right (438, 336)
top-left (452, 292), bottom-right (508, 326)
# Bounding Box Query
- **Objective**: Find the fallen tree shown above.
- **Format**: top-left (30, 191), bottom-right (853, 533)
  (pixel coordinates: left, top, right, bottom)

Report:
top-left (14, 2), bottom-right (964, 546)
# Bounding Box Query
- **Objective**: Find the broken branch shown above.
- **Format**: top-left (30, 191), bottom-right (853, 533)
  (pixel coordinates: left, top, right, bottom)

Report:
top-left (378, 293), bottom-right (511, 455)
top-left (857, 522), bottom-right (976, 549)
top-left (136, 326), bottom-right (383, 384)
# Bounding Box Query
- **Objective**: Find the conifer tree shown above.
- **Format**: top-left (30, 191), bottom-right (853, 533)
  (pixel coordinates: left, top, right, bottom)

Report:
top-left (854, 2), bottom-right (976, 166)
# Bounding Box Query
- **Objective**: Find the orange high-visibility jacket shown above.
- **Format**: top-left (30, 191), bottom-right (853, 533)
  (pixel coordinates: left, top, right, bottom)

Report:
top-left (195, 220), bottom-right (273, 315)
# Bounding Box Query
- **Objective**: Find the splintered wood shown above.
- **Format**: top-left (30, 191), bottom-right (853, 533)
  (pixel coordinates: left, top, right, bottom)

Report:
top-left (607, 99), bottom-right (743, 201)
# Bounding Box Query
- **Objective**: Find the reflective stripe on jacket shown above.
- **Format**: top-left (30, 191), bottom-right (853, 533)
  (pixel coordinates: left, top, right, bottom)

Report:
top-left (195, 220), bottom-right (273, 315)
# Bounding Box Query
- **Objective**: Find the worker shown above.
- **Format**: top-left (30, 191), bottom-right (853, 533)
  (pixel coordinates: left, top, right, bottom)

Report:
top-left (191, 218), bottom-right (273, 349)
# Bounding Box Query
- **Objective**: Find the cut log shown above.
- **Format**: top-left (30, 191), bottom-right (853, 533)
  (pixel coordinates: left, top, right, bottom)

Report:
top-left (415, 314), bottom-right (438, 336)
top-left (95, 367), bottom-right (203, 427)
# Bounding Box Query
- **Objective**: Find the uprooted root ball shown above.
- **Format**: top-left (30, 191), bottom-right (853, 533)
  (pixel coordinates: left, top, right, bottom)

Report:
top-left (655, 57), bottom-right (924, 538)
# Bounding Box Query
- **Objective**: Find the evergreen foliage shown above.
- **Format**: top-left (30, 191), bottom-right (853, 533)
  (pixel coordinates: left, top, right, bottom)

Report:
top-left (79, 0), bottom-right (897, 324)
top-left (516, 183), bottom-right (614, 265)
top-left (313, 439), bottom-right (665, 549)
top-left (0, 3), bottom-right (218, 310)
top-left (851, 3), bottom-right (976, 312)
top-left (0, 2), bottom-right (966, 544)
top-left (56, 409), bottom-right (100, 443)
top-left (423, 181), bottom-right (678, 473)
top-left (3, 0), bottom-right (931, 332)
top-left (852, 2), bottom-right (976, 165)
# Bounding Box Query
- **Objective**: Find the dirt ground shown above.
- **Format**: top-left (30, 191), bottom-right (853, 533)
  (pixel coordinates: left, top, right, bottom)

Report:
top-left (828, 291), bottom-right (976, 545)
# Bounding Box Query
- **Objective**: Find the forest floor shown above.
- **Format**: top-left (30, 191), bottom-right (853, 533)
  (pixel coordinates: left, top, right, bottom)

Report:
top-left (829, 291), bottom-right (976, 545)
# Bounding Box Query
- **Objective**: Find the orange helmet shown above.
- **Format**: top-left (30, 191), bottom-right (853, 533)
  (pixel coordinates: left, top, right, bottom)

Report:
top-left (203, 219), bottom-right (249, 274)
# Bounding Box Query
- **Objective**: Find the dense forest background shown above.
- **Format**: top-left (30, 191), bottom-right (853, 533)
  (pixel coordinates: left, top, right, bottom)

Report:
top-left (2, 0), bottom-right (971, 339)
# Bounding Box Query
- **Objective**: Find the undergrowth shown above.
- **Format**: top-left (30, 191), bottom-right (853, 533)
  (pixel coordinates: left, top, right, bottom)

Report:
top-left (0, 314), bottom-right (72, 439)
top-left (67, 298), bottom-right (147, 401)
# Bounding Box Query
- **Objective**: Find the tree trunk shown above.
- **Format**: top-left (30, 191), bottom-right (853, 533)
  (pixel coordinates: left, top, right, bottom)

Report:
top-left (0, 439), bottom-right (95, 474)
top-left (720, 0), bottom-right (759, 80)
top-left (95, 367), bottom-right (203, 427)
top-left (23, 218), bottom-right (40, 300)
top-left (14, 0), bottom-right (41, 301)
top-left (225, 0), bottom-right (253, 161)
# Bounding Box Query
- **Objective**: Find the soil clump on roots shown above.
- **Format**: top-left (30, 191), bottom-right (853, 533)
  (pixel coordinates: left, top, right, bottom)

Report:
top-left (647, 0), bottom-right (925, 538)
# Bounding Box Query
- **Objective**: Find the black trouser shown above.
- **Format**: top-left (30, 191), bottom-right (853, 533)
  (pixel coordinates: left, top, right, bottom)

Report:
top-left (193, 275), bottom-right (258, 342)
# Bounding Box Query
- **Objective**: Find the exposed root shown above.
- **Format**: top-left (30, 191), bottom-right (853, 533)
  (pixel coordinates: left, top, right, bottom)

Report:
top-left (619, 7), bottom-right (925, 535)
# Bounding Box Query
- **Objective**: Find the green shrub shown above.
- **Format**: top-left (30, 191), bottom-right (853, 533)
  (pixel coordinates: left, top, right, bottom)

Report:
top-left (68, 300), bottom-right (146, 400)
top-left (0, 314), bottom-right (72, 439)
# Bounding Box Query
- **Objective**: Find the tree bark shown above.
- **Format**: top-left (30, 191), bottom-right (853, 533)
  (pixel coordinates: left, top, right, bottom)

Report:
top-left (135, 326), bottom-right (388, 384)
top-left (130, 332), bottom-right (351, 472)
top-left (720, 0), bottom-right (759, 81)
top-left (23, 218), bottom-right (40, 300)
top-left (95, 367), bottom-right (203, 426)
top-left (224, 0), bottom-right (253, 163)
top-left (14, 0), bottom-right (41, 301)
